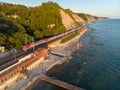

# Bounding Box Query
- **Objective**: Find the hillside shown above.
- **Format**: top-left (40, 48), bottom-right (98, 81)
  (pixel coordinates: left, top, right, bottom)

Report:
top-left (60, 9), bottom-right (85, 29)
top-left (77, 13), bottom-right (102, 23)
top-left (0, 1), bottom-right (101, 51)
top-left (60, 9), bottom-right (76, 29)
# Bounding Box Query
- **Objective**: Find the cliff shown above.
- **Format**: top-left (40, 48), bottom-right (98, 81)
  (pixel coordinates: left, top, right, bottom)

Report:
top-left (59, 9), bottom-right (85, 29)
top-left (59, 9), bottom-right (100, 29)
top-left (77, 13), bottom-right (102, 23)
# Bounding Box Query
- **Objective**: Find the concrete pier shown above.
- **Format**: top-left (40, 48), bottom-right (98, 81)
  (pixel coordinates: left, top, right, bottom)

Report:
top-left (40, 75), bottom-right (85, 90)
top-left (49, 51), bottom-right (66, 57)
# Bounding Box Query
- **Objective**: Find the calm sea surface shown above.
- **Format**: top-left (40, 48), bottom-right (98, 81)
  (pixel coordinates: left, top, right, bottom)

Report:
top-left (31, 19), bottom-right (120, 90)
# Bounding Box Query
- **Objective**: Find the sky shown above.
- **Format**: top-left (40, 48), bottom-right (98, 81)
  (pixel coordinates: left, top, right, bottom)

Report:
top-left (0, 0), bottom-right (120, 18)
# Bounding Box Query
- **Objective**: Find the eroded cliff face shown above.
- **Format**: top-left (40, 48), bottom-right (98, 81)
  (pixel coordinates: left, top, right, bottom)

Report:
top-left (59, 9), bottom-right (87, 30)
top-left (86, 16), bottom-right (96, 23)
top-left (59, 9), bottom-right (100, 30)
top-left (59, 9), bottom-right (76, 30)
top-left (71, 13), bottom-right (85, 24)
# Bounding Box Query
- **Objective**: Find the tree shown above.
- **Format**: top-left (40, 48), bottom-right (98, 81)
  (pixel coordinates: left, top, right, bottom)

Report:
top-left (34, 30), bottom-right (43, 39)
top-left (0, 33), bottom-right (6, 45)
top-left (9, 32), bottom-right (32, 49)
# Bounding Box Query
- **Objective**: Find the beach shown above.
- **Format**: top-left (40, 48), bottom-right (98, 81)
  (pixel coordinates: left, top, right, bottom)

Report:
top-left (6, 27), bottom-right (87, 90)
top-left (25, 27), bottom-right (88, 90)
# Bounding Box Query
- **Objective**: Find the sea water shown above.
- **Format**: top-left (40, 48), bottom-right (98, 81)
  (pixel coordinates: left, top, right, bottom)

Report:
top-left (30, 19), bottom-right (120, 90)
top-left (55, 19), bottom-right (120, 90)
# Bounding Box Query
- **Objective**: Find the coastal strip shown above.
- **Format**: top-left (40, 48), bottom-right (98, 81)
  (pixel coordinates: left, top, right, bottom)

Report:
top-left (6, 26), bottom-right (88, 90)
top-left (25, 27), bottom-right (88, 90)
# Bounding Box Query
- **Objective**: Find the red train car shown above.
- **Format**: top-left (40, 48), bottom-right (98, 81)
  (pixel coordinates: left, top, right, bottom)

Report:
top-left (22, 45), bottom-right (31, 51)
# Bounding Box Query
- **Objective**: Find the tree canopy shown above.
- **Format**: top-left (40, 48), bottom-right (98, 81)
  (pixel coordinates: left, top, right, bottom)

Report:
top-left (0, 2), bottom-right (66, 51)
top-left (0, 2), bottom-right (100, 51)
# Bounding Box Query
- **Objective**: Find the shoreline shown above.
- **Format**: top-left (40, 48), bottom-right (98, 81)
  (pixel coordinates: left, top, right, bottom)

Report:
top-left (6, 26), bottom-right (88, 90)
top-left (25, 27), bottom-right (88, 89)
top-left (48, 27), bottom-right (87, 48)
top-left (26, 60), bottom-right (67, 90)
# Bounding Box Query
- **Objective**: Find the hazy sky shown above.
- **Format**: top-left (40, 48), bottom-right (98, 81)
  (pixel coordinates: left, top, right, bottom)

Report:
top-left (0, 0), bottom-right (120, 18)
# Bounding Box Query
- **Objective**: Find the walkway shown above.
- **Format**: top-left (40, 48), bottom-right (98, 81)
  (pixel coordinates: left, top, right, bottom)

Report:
top-left (40, 75), bottom-right (85, 90)
top-left (49, 51), bottom-right (66, 57)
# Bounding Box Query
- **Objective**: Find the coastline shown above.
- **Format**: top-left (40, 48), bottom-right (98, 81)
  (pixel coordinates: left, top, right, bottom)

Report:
top-left (25, 27), bottom-right (88, 89)
top-left (49, 27), bottom-right (87, 48)
top-left (6, 26), bottom-right (88, 90)
top-left (47, 19), bottom-right (120, 90)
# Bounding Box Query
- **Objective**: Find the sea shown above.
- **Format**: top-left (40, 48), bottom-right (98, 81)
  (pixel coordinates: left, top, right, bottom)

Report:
top-left (30, 19), bottom-right (120, 90)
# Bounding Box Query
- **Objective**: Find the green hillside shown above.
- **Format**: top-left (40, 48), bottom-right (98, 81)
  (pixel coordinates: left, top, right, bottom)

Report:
top-left (77, 13), bottom-right (102, 23)
top-left (0, 2), bottom-right (100, 51)
top-left (0, 2), bottom-right (66, 51)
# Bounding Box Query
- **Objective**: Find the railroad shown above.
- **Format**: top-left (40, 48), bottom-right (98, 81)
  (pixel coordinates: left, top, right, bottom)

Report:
top-left (0, 25), bottom-right (84, 71)
top-left (0, 25), bottom-right (85, 88)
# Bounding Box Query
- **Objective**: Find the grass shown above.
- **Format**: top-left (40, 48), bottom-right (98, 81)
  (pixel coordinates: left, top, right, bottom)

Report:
top-left (60, 31), bottom-right (79, 43)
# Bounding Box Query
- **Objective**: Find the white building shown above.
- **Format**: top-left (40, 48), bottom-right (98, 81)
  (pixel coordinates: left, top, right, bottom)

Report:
top-left (0, 46), bottom-right (5, 52)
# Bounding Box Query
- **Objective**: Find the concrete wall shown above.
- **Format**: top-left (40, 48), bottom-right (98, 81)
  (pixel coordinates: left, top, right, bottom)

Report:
top-left (0, 48), bottom-right (47, 89)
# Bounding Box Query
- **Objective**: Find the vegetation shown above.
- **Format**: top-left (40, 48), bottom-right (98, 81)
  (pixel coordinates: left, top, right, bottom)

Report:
top-left (77, 13), bottom-right (99, 22)
top-left (0, 1), bottom-right (99, 51)
top-left (65, 9), bottom-right (76, 23)
top-left (0, 2), bottom-right (66, 51)
top-left (60, 31), bottom-right (79, 43)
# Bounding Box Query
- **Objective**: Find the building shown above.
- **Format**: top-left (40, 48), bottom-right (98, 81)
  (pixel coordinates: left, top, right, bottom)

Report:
top-left (0, 46), bottom-right (5, 52)
top-left (7, 14), bottom-right (19, 19)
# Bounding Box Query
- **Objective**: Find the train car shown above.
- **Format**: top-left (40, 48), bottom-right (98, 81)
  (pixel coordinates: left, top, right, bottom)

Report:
top-left (0, 25), bottom-right (83, 71)
top-left (0, 42), bottom-right (48, 71)
top-left (22, 45), bottom-right (31, 51)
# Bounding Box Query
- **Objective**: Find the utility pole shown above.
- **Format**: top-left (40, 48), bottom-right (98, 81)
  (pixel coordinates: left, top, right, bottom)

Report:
top-left (25, 36), bottom-right (27, 45)
top-left (32, 37), bottom-right (35, 52)
top-left (14, 48), bottom-right (17, 61)
top-left (56, 18), bottom-right (58, 35)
